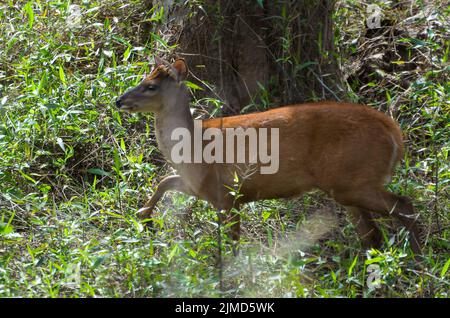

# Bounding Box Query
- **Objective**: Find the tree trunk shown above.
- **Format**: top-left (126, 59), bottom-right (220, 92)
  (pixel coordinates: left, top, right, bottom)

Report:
top-left (150, 0), bottom-right (344, 115)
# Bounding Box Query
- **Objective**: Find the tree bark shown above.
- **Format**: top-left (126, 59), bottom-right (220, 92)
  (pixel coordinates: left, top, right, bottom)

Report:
top-left (151, 0), bottom-right (344, 115)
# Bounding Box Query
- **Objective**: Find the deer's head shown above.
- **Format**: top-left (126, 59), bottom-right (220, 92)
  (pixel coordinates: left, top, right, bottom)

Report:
top-left (116, 57), bottom-right (188, 113)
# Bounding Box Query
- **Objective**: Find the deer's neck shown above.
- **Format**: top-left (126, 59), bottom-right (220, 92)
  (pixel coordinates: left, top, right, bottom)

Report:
top-left (154, 88), bottom-right (194, 162)
top-left (154, 87), bottom-right (227, 206)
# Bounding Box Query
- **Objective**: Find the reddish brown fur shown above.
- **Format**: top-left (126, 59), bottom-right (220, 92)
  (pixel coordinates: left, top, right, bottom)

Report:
top-left (203, 102), bottom-right (404, 200)
top-left (117, 59), bottom-right (422, 254)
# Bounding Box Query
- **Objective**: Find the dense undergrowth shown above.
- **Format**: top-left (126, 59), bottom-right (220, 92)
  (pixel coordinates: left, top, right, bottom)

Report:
top-left (0, 0), bottom-right (448, 297)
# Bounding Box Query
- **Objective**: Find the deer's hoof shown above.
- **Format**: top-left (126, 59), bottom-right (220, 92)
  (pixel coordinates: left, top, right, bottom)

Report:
top-left (137, 207), bottom-right (158, 231)
top-left (137, 207), bottom-right (153, 220)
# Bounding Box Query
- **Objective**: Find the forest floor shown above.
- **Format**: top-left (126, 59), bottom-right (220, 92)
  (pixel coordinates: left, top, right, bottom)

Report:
top-left (0, 0), bottom-right (448, 297)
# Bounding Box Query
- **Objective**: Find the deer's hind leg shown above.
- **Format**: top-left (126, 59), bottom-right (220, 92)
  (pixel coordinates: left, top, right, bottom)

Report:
top-left (336, 188), bottom-right (422, 254)
top-left (345, 206), bottom-right (383, 249)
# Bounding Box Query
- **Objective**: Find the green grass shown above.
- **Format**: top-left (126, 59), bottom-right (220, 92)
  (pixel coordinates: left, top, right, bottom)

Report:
top-left (0, 0), bottom-right (449, 297)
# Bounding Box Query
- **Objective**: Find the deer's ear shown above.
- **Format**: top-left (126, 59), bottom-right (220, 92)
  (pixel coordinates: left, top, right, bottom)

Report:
top-left (172, 59), bottom-right (188, 81)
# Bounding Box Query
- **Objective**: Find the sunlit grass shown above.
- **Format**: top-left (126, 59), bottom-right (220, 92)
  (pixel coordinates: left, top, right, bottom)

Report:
top-left (0, 0), bottom-right (449, 297)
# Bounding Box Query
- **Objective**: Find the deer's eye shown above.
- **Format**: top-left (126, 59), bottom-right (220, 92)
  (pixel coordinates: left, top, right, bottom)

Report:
top-left (147, 85), bottom-right (158, 91)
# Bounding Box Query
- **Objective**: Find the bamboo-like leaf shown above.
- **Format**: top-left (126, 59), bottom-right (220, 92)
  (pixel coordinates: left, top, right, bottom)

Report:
top-left (348, 255), bottom-right (358, 277)
top-left (122, 46), bottom-right (131, 61)
top-left (441, 258), bottom-right (450, 278)
top-left (23, 2), bottom-right (34, 29)
top-left (87, 168), bottom-right (111, 177)
top-left (59, 65), bottom-right (66, 85)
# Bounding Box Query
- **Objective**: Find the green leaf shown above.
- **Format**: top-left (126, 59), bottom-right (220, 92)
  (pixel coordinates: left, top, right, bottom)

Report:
top-left (104, 211), bottom-right (126, 220)
top-left (441, 258), bottom-right (450, 278)
top-left (297, 61), bottom-right (318, 71)
top-left (92, 256), bottom-right (106, 269)
top-left (365, 256), bottom-right (384, 265)
top-left (113, 148), bottom-right (122, 172)
top-left (188, 249), bottom-right (197, 258)
top-left (87, 168), bottom-right (111, 177)
top-left (120, 138), bottom-right (126, 153)
top-left (185, 81), bottom-right (204, 91)
top-left (23, 2), bottom-right (34, 29)
top-left (123, 46), bottom-right (132, 61)
top-left (59, 65), bottom-right (66, 85)
top-left (37, 71), bottom-right (46, 94)
top-left (130, 217), bottom-right (144, 233)
top-left (0, 221), bottom-right (13, 235)
top-left (19, 170), bottom-right (37, 184)
top-left (331, 270), bottom-right (337, 283)
top-left (262, 210), bottom-right (271, 222)
top-left (348, 255), bottom-right (358, 277)
top-left (168, 244), bottom-right (179, 264)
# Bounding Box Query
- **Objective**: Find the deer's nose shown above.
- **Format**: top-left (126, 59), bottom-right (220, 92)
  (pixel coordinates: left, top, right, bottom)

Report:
top-left (116, 98), bottom-right (122, 108)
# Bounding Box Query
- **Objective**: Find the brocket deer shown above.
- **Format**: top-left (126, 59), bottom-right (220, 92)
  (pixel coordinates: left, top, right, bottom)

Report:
top-left (116, 57), bottom-right (422, 254)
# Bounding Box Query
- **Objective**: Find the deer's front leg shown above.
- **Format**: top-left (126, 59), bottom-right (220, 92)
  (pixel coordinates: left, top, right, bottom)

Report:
top-left (137, 175), bottom-right (191, 219)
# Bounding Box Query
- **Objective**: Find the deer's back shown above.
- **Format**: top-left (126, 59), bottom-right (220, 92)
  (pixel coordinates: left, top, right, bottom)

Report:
top-left (198, 102), bottom-right (404, 203)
